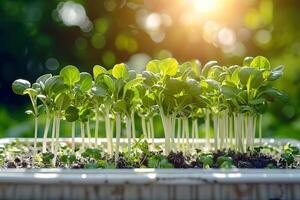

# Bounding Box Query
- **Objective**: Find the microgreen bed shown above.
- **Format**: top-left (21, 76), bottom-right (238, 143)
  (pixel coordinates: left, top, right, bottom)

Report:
top-left (9, 55), bottom-right (290, 169)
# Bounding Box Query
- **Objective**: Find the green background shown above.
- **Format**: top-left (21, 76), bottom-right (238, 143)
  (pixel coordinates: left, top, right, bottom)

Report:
top-left (0, 0), bottom-right (299, 139)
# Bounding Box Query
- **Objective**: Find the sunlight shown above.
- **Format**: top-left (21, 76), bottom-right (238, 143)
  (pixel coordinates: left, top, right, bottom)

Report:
top-left (193, 0), bottom-right (220, 13)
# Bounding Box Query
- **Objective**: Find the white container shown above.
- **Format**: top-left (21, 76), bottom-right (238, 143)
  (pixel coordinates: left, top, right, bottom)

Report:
top-left (0, 138), bottom-right (299, 200)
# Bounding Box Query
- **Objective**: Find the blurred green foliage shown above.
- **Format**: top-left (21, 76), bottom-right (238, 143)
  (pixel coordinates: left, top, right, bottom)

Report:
top-left (0, 0), bottom-right (299, 138)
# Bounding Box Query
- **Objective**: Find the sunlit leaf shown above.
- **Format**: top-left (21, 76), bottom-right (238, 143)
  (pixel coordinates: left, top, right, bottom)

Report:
top-left (112, 63), bottom-right (128, 79)
top-left (146, 60), bottom-right (160, 74)
top-left (12, 79), bottom-right (31, 95)
top-left (79, 72), bottom-right (93, 92)
top-left (250, 56), bottom-right (270, 69)
top-left (159, 58), bottom-right (178, 76)
top-left (93, 65), bottom-right (107, 79)
top-left (59, 65), bottom-right (80, 86)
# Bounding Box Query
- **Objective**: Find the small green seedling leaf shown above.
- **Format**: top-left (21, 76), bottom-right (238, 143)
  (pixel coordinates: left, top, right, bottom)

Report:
top-left (79, 72), bottom-right (93, 92)
top-left (65, 106), bottom-right (79, 122)
top-left (93, 65), bottom-right (107, 79)
top-left (36, 74), bottom-right (52, 85)
top-left (249, 69), bottom-right (263, 89)
top-left (202, 61), bottom-right (218, 77)
top-left (124, 77), bottom-right (144, 96)
top-left (113, 99), bottom-right (127, 113)
top-left (12, 79), bottom-right (31, 95)
top-left (92, 85), bottom-right (108, 97)
top-left (281, 153), bottom-right (294, 165)
top-left (60, 65), bottom-right (81, 86)
top-left (250, 56), bottom-right (270, 69)
top-left (268, 65), bottom-right (284, 81)
top-left (45, 76), bottom-right (66, 94)
top-left (243, 56), bottom-right (253, 66)
top-left (159, 58), bottom-right (178, 76)
top-left (238, 67), bottom-right (254, 85)
top-left (221, 85), bottom-right (239, 98)
top-left (55, 92), bottom-right (71, 111)
top-left (112, 63), bottom-right (129, 79)
top-left (103, 75), bottom-right (116, 92)
top-left (260, 87), bottom-right (288, 102)
top-left (24, 88), bottom-right (38, 97)
top-left (146, 59), bottom-right (160, 74)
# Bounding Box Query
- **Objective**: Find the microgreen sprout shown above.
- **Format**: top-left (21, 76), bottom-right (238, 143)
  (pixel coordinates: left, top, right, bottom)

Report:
top-left (12, 56), bottom-right (286, 159)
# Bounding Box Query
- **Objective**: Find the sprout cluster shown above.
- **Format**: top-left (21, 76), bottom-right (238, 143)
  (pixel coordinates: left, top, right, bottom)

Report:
top-left (12, 56), bottom-right (286, 161)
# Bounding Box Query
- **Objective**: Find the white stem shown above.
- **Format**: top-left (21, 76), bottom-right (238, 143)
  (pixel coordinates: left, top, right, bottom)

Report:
top-left (42, 114), bottom-right (51, 153)
top-left (177, 118), bottom-right (181, 144)
top-left (131, 111), bottom-right (136, 140)
top-left (150, 117), bottom-right (155, 145)
top-left (86, 119), bottom-right (92, 147)
top-left (141, 115), bottom-right (147, 139)
top-left (205, 110), bottom-right (211, 151)
top-left (229, 115), bottom-right (233, 148)
top-left (115, 113), bottom-right (121, 163)
top-left (53, 115), bottom-right (60, 166)
top-left (51, 115), bottom-right (56, 153)
top-left (126, 117), bottom-right (132, 152)
top-left (34, 117), bottom-right (38, 153)
top-left (183, 118), bottom-right (189, 152)
top-left (71, 122), bottom-right (75, 152)
top-left (241, 113), bottom-right (245, 153)
top-left (105, 109), bottom-right (112, 154)
top-left (95, 110), bottom-right (99, 147)
top-left (259, 114), bottom-right (262, 145)
top-left (213, 115), bottom-right (218, 151)
top-left (191, 120), bottom-right (195, 149)
top-left (171, 115), bottom-right (176, 151)
top-left (80, 122), bottom-right (85, 149)
top-left (147, 120), bottom-right (151, 143)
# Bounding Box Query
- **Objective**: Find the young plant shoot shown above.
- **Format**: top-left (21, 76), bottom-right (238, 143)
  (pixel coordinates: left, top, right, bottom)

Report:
top-left (12, 56), bottom-right (286, 158)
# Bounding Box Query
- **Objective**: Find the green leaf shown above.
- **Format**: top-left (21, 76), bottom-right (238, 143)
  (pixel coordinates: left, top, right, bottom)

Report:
top-left (259, 87), bottom-right (288, 102)
top-left (113, 99), bottom-right (127, 113)
top-left (199, 154), bottom-right (213, 168)
top-left (205, 79), bottom-right (220, 90)
top-left (216, 156), bottom-right (233, 167)
top-left (93, 65), bottom-right (107, 79)
top-left (146, 60), bottom-right (160, 74)
top-left (12, 79), bottom-right (31, 95)
top-left (142, 71), bottom-right (158, 86)
top-left (112, 63), bottom-right (129, 79)
top-left (238, 67), bottom-right (254, 85)
top-left (159, 58), bottom-right (178, 76)
top-left (36, 74), bottom-right (52, 85)
top-left (221, 85), bottom-right (239, 98)
top-left (65, 106), bottom-right (79, 122)
top-left (249, 98), bottom-right (265, 105)
top-left (165, 78), bottom-right (184, 95)
top-left (79, 72), bottom-right (93, 92)
top-left (55, 92), bottom-right (71, 110)
top-left (45, 76), bottom-right (66, 94)
top-left (281, 153), bottom-right (294, 165)
top-left (249, 69), bottom-right (263, 88)
top-left (250, 56), bottom-right (270, 69)
top-left (142, 95), bottom-right (155, 107)
top-left (202, 61), bottom-right (218, 77)
top-left (103, 75), bottom-right (116, 93)
top-left (268, 65), bottom-right (284, 81)
top-left (59, 65), bottom-right (81, 86)
top-left (24, 88), bottom-right (38, 97)
top-left (243, 56), bottom-right (253, 66)
top-left (91, 85), bottom-right (108, 97)
top-left (124, 77), bottom-right (144, 96)
top-left (231, 67), bottom-right (240, 86)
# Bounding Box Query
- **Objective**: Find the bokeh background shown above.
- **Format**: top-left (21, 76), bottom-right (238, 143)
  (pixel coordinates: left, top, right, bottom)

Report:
top-left (0, 0), bottom-right (299, 139)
